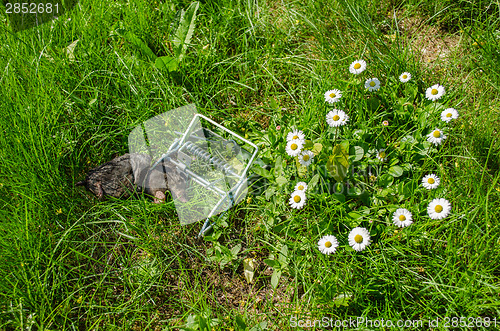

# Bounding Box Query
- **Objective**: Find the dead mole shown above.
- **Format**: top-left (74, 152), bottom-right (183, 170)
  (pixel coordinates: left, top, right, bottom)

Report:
top-left (76, 153), bottom-right (189, 203)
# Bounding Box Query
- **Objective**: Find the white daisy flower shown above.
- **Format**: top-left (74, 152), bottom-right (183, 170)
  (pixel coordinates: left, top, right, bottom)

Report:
top-left (294, 182), bottom-right (308, 192)
top-left (376, 149), bottom-right (387, 162)
top-left (349, 59), bottom-right (367, 74)
top-left (326, 109), bottom-right (349, 127)
top-left (427, 129), bottom-right (447, 146)
top-left (285, 140), bottom-right (303, 157)
top-left (440, 108), bottom-right (459, 122)
top-left (298, 150), bottom-right (314, 166)
top-left (286, 129), bottom-right (305, 142)
top-left (427, 198), bottom-right (451, 220)
top-left (399, 72), bottom-right (411, 83)
top-left (425, 84), bottom-right (445, 101)
top-left (289, 190), bottom-right (306, 209)
top-left (318, 235), bottom-right (339, 255)
top-left (392, 208), bottom-right (413, 227)
top-left (348, 227), bottom-right (371, 252)
top-left (324, 89), bottom-right (342, 103)
top-left (364, 78), bottom-right (381, 91)
top-left (422, 174), bottom-right (440, 189)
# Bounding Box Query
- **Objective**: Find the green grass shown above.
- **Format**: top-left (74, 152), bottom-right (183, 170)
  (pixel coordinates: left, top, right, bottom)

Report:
top-left (0, 0), bottom-right (499, 329)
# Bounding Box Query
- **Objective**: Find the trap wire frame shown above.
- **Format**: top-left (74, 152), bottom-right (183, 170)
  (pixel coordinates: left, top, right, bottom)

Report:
top-left (150, 113), bottom-right (259, 237)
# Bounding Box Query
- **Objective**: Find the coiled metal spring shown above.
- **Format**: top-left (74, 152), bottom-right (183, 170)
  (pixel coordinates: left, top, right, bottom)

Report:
top-left (183, 141), bottom-right (234, 175)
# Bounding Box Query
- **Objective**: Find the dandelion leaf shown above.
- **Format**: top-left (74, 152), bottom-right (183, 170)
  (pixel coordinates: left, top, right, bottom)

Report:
top-left (171, 1), bottom-right (199, 62)
top-left (155, 56), bottom-right (179, 71)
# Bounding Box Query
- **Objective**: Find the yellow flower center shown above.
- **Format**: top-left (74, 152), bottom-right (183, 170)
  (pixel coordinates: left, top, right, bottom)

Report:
top-left (428, 178), bottom-right (435, 184)
top-left (330, 93), bottom-right (336, 98)
top-left (369, 81), bottom-right (376, 87)
top-left (403, 74), bottom-right (408, 79)
top-left (354, 234), bottom-right (363, 243)
top-left (431, 88), bottom-right (438, 95)
top-left (399, 215), bottom-right (406, 221)
top-left (435, 205), bottom-right (443, 213)
top-left (379, 151), bottom-right (386, 158)
top-left (298, 185), bottom-right (304, 190)
top-left (293, 195), bottom-right (301, 203)
top-left (303, 154), bottom-right (310, 161)
top-left (333, 115), bottom-right (340, 121)
top-left (292, 135), bottom-right (299, 140)
top-left (325, 241), bottom-right (332, 248)
top-left (354, 63), bottom-right (361, 69)
top-left (291, 143), bottom-right (298, 150)
top-left (446, 113), bottom-right (452, 118)
top-left (433, 130), bottom-right (441, 138)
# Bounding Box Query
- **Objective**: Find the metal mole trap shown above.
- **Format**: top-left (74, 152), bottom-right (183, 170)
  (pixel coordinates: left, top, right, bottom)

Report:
top-left (128, 104), bottom-right (258, 237)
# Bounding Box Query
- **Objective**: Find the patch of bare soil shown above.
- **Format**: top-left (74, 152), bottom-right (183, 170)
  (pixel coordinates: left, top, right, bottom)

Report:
top-left (397, 15), bottom-right (462, 66)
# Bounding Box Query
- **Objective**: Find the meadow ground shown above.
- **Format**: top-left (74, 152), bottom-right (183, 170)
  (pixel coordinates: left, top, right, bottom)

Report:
top-left (0, 0), bottom-right (499, 330)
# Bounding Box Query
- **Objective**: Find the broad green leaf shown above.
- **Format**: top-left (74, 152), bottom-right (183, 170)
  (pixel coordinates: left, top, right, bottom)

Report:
top-left (333, 293), bottom-right (352, 307)
top-left (155, 56), bottom-right (178, 71)
top-left (171, 1), bottom-right (199, 62)
top-left (339, 140), bottom-right (349, 152)
top-left (308, 174), bottom-right (320, 189)
top-left (264, 259), bottom-right (278, 268)
top-left (270, 97), bottom-right (278, 109)
top-left (327, 142), bottom-right (349, 182)
top-left (252, 166), bottom-right (272, 179)
top-left (295, 157), bottom-right (308, 178)
top-left (243, 258), bottom-right (256, 284)
top-left (236, 315), bottom-right (248, 330)
top-left (271, 269), bottom-right (281, 289)
top-left (331, 193), bottom-right (345, 203)
top-left (274, 155), bottom-right (283, 176)
top-left (231, 244), bottom-right (241, 257)
top-left (349, 145), bottom-right (364, 162)
top-left (388, 165), bottom-right (404, 177)
top-left (378, 174), bottom-right (394, 187)
top-left (279, 245), bottom-right (288, 264)
top-left (348, 211), bottom-right (363, 219)
top-left (249, 322), bottom-right (268, 331)
top-left (312, 143), bottom-right (323, 155)
top-left (65, 39), bottom-right (79, 62)
top-left (265, 187), bottom-right (276, 201)
top-left (347, 185), bottom-right (363, 196)
top-left (275, 176), bottom-right (288, 186)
